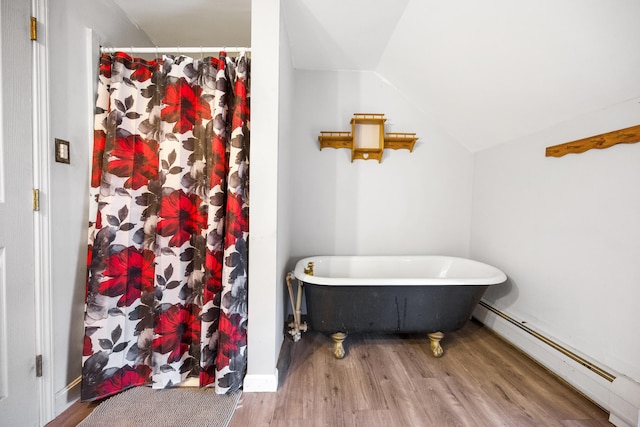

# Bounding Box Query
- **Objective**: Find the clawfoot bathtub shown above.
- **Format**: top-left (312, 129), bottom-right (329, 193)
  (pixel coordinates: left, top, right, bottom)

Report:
top-left (293, 256), bottom-right (506, 358)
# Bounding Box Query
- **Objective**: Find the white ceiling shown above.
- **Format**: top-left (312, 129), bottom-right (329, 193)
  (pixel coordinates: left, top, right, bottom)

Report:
top-left (114, 0), bottom-right (640, 152)
top-left (281, 0), bottom-right (410, 71)
top-left (112, 0), bottom-right (251, 47)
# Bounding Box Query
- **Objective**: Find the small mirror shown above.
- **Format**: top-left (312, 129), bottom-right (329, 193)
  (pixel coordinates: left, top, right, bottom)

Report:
top-left (351, 114), bottom-right (385, 162)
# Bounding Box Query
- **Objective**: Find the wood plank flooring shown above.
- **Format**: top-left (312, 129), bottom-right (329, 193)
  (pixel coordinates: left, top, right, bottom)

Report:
top-left (230, 320), bottom-right (609, 427)
top-left (46, 400), bottom-right (99, 427)
top-left (49, 320), bottom-right (610, 426)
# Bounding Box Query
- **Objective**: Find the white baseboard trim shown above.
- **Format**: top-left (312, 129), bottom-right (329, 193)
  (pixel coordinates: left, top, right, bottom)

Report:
top-left (609, 376), bottom-right (640, 427)
top-left (54, 376), bottom-right (81, 416)
top-left (473, 303), bottom-right (640, 427)
top-left (242, 369), bottom-right (279, 392)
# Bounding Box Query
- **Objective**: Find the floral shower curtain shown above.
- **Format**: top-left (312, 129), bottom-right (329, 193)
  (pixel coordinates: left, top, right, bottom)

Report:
top-left (81, 51), bottom-right (249, 400)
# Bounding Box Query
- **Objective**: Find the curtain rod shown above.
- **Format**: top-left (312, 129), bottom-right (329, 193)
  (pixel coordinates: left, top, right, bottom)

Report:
top-left (100, 46), bottom-right (251, 54)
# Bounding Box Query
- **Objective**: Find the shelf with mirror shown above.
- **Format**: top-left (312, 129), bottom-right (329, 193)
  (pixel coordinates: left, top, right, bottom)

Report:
top-left (319, 114), bottom-right (418, 163)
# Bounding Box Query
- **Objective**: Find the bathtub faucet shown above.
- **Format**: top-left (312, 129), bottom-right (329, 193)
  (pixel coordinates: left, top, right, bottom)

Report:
top-left (304, 261), bottom-right (314, 276)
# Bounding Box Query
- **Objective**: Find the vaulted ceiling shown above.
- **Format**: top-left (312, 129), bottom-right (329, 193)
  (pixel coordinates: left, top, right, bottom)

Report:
top-left (114, 0), bottom-right (640, 151)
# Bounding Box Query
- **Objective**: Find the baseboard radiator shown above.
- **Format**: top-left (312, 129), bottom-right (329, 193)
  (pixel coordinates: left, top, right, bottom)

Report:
top-left (473, 301), bottom-right (640, 427)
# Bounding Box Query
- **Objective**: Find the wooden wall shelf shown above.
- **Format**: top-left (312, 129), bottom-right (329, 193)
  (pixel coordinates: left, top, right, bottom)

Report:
top-left (319, 132), bottom-right (352, 150)
top-left (319, 114), bottom-right (418, 163)
top-left (545, 124), bottom-right (640, 157)
top-left (384, 132), bottom-right (418, 151)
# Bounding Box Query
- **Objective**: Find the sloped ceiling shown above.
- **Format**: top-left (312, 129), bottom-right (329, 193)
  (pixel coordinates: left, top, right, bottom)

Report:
top-left (283, 0), bottom-right (640, 151)
top-left (114, 0), bottom-right (640, 152)
top-left (281, 0), bottom-right (410, 71)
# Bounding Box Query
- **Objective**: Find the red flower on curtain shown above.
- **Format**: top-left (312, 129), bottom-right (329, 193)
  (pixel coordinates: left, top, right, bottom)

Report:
top-left (199, 368), bottom-right (216, 386)
top-left (98, 247), bottom-right (156, 307)
top-left (94, 365), bottom-right (152, 397)
top-left (161, 77), bottom-right (212, 133)
top-left (216, 313), bottom-right (246, 368)
top-left (210, 136), bottom-right (228, 187)
top-left (232, 80), bottom-right (249, 130)
top-left (153, 303), bottom-right (201, 363)
top-left (91, 130), bottom-right (106, 187)
top-left (205, 249), bottom-right (224, 294)
top-left (107, 134), bottom-right (160, 190)
top-left (85, 244), bottom-right (93, 280)
top-left (224, 193), bottom-right (248, 247)
top-left (99, 55), bottom-right (112, 79)
top-left (156, 189), bottom-right (208, 247)
top-left (83, 335), bottom-right (93, 357)
top-left (131, 62), bottom-right (154, 82)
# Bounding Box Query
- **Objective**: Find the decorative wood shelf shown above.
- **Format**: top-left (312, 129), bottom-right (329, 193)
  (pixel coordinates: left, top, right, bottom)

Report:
top-left (545, 124), bottom-right (640, 157)
top-left (352, 148), bottom-right (383, 162)
top-left (384, 132), bottom-right (418, 151)
top-left (319, 132), bottom-right (352, 150)
top-left (319, 114), bottom-right (418, 163)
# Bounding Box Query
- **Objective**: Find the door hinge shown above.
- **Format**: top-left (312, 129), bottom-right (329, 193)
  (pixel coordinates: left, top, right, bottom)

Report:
top-left (33, 189), bottom-right (39, 211)
top-left (36, 355), bottom-right (43, 377)
top-left (30, 16), bottom-right (37, 41)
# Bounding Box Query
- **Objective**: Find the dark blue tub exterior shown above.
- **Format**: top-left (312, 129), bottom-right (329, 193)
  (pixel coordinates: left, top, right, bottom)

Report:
top-left (304, 282), bottom-right (489, 335)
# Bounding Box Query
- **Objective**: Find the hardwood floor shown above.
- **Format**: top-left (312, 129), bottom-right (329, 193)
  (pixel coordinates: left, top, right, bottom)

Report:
top-left (46, 400), bottom-right (99, 427)
top-left (49, 320), bottom-right (610, 426)
top-left (230, 320), bottom-right (610, 427)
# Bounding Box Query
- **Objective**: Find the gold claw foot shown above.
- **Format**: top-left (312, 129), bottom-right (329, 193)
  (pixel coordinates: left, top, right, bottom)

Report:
top-left (331, 332), bottom-right (347, 359)
top-left (428, 332), bottom-right (444, 358)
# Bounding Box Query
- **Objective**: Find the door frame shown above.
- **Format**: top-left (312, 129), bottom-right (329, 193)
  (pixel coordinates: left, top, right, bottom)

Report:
top-left (32, 0), bottom-right (54, 423)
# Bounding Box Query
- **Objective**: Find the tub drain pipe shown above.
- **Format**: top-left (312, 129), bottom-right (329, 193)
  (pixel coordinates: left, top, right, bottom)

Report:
top-left (286, 272), bottom-right (307, 341)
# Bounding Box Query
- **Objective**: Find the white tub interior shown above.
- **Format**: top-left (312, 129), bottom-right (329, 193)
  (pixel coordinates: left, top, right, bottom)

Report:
top-left (294, 256), bottom-right (507, 286)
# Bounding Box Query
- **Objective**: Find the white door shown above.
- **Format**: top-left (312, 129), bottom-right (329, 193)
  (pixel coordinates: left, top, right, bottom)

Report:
top-left (0, 0), bottom-right (40, 425)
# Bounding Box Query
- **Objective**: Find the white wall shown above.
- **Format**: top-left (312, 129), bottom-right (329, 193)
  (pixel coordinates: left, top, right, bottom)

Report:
top-left (290, 70), bottom-right (473, 259)
top-left (244, 0), bottom-right (284, 390)
top-left (47, 0), bottom-right (152, 415)
top-left (471, 97), bottom-right (640, 383)
top-left (276, 2), bottom-right (295, 345)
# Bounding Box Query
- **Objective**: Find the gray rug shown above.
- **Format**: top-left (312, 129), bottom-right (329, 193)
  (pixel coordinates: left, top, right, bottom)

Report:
top-left (78, 386), bottom-right (242, 427)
